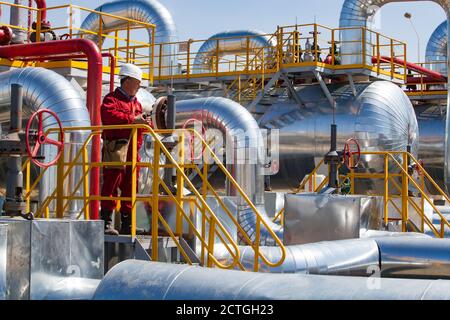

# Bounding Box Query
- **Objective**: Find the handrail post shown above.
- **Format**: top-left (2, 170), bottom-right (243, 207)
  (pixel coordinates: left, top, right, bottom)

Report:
top-left (376, 33), bottom-right (380, 75)
top-left (401, 152), bottom-right (409, 232)
top-left (216, 38), bottom-right (220, 75)
top-left (207, 219), bottom-right (215, 268)
top-left (151, 142), bottom-right (161, 261)
top-left (201, 162), bottom-right (208, 266)
top-left (131, 127), bottom-right (138, 237)
top-left (331, 29), bottom-right (335, 66)
top-left (420, 172), bottom-right (425, 233)
top-left (254, 216), bottom-right (261, 272)
top-left (82, 145), bottom-right (90, 220)
top-left (186, 40), bottom-right (191, 78)
top-left (390, 39), bottom-right (395, 79)
top-left (176, 133), bottom-right (185, 236)
top-left (158, 43), bottom-right (163, 79)
top-left (314, 24), bottom-right (318, 63)
top-left (56, 131), bottom-right (65, 219)
top-left (361, 27), bottom-right (366, 68)
top-left (98, 13), bottom-right (103, 50)
top-left (126, 22), bottom-right (131, 63)
top-left (246, 36), bottom-right (250, 71)
top-left (384, 154), bottom-right (389, 225)
top-left (25, 161), bottom-right (30, 213)
top-left (36, 10), bottom-right (41, 43)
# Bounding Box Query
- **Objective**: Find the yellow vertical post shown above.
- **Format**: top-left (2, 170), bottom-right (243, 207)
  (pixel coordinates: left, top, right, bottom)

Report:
top-left (207, 218), bottom-right (215, 268)
top-left (82, 146), bottom-right (90, 220)
top-left (361, 28), bottom-right (366, 68)
top-left (176, 134), bottom-right (185, 236)
top-left (69, 5), bottom-right (73, 39)
top-left (36, 10), bottom-right (41, 43)
top-left (376, 33), bottom-right (380, 75)
top-left (98, 14), bottom-right (103, 51)
top-left (186, 40), bottom-right (191, 77)
top-left (216, 39), bottom-right (220, 75)
top-left (331, 29), bottom-right (335, 65)
top-left (401, 152), bottom-right (409, 232)
top-left (131, 128), bottom-right (138, 237)
top-left (151, 142), bottom-right (160, 261)
top-left (246, 36), bottom-right (250, 71)
top-left (201, 163), bottom-right (208, 266)
top-left (254, 216), bottom-right (260, 272)
top-left (314, 24), bottom-right (318, 63)
top-left (150, 28), bottom-right (155, 85)
top-left (126, 22), bottom-right (131, 63)
top-left (25, 161), bottom-right (30, 213)
top-left (390, 39), bottom-right (395, 79)
top-left (114, 30), bottom-right (119, 59)
top-left (350, 156), bottom-right (355, 194)
top-left (403, 43), bottom-right (408, 82)
top-left (384, 154), bottom-right (389, 225)
top-left (277, 26), bottom-right (283, 70)
top-left (420, 172), bottom-right (425, 233)
top-left (56, 132), bottom-right (65, 219)
top-left (158, 43), bottom-right (163, 79)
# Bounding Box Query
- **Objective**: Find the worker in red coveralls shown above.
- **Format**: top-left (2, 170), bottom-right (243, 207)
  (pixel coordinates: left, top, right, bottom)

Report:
top-left (100, 63), bottom-right (150, 235)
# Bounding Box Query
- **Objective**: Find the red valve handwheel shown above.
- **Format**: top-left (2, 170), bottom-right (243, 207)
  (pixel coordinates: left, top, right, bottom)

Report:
top-left (25, 109), bottom-right (64, 168)
top-left (182, 118), bottom-right (206, 162)
top-left (343, 138), bottom-right (361, 170)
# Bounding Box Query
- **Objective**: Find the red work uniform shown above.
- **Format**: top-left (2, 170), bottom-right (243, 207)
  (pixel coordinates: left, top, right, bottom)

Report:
top-left (100, 87), bottom-right (145, 215)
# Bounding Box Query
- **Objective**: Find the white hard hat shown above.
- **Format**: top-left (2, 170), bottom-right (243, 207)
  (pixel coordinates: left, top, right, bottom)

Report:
top-left (119, 63), bottom-right (143, 82)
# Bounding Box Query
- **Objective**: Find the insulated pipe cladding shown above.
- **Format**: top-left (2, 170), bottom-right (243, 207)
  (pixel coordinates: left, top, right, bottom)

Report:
top-left (426, 21), bottom-right (447, 76)
top-left (193, 30), bottom-right (275, 74)
top-left (80, 0), bottom-right (178, 76)
top-left (153, 97), bottom-right (283, 246)
top-left (0, 67), bottom-right (91, 217)
top-left (339, 0), bottom-right (450, 191)
top-left (93, 260), bottom-right (450, 300)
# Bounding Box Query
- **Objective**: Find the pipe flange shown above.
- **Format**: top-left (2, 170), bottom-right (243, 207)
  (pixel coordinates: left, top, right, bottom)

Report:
top-left (152, 97), bottom-right (169, 130)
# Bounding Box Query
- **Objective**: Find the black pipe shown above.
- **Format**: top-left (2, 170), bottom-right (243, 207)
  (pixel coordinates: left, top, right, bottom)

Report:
top-left (328, 124), bottom-right (339, 189)
top-left (163, 94), bottom-right (176, 189)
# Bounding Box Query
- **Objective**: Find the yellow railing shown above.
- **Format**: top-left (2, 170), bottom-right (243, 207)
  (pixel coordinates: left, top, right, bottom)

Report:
top-left (23, 124), bottom-right (286, 272)
top-left (274, 151), bottom-right (450, 238)
top-left (153, 23), bottom-right (407, 82)
top-left (0, 1), bottom-right (155, 82)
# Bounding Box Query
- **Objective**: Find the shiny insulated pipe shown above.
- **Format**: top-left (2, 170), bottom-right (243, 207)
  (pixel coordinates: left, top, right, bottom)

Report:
top-left (154, 97), bottom-right (283, 245)
top-left (0, 68), bottom-right (91, 216)
top-left (339, 0), bottom-right (450, 192)
top-left (426, 21), bottom-right (447, 76)
top-left (192, 30), bottom-right (275, 74)
top-left (93, 260), bottom-right (450, 300)
top-left (80, 0), bottom-right (177, 76)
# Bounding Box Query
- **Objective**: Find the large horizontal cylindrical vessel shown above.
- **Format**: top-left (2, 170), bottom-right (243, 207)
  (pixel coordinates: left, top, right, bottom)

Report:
top-left (259, 81), bottom-right (419, 190)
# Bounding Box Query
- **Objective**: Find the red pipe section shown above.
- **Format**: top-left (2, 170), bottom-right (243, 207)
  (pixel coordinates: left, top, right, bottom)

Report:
top-left (0, 39), bottom-right (103, 220)
top-left (34, 0), bottom-right (47, 22)
top-left (372, 56), bottom-right (447, 82)
top-left (406, 76), bottom-right (447, 85)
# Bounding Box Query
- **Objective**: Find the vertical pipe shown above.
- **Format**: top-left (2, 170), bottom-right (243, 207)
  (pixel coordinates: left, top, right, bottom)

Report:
top-left (384, 154), bottom-right (389, 226)
top-left (5, 84), bottom-right (24, 216)
top-left (328, 124), bottom-right (338, 189)
top-left (56, 136), bottom-right (65, 218)
top-left (131, 128), bottom-right (137, 237)
top-left (402, 152), bottom-right (409, 232)
top-left (163, 94), bottom-right (176, 189)
top-left (10, 0), bottom-right (27, 44)
top-left (151, 143), bottom-right (160, 261)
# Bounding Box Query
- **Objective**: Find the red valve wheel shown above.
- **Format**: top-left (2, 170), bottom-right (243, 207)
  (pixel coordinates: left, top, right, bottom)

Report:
top-left (414, 159), bottom-right (425, 176)
top-left (59, 33), bottom-right (71, 40)
top-left (182, 118), bottom-right (206, 162)
top-left (25, 109), bottom-right (64, 168)
top-left (343, 138), bottom-right (361, 170)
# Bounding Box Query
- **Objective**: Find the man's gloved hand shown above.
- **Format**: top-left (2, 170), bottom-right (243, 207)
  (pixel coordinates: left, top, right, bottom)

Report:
top-left (133, 114), bottom-right (148, 124)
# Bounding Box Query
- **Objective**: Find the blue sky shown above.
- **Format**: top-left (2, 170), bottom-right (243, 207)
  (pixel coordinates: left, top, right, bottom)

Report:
top-left (2, 0), bottom-right (447, 62)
